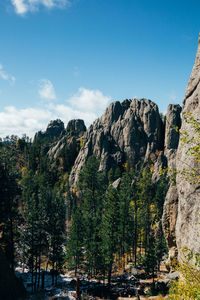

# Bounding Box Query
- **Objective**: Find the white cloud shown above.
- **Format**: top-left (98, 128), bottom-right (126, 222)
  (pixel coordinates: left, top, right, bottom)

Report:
top-left (68, 87), bottom-right (111, 114)
top-left (11, 0), bottom-right (27, 14)
top-left (11, 0), bottom-right (70, 15)
top-left (0, 64), bottom-right (15, 85)
top-left (0, 87), bottom-right (111, 138)
top-left (0, 106), bottom-right (54, 138)
top-left (38, 79), bottom-right (56, 100)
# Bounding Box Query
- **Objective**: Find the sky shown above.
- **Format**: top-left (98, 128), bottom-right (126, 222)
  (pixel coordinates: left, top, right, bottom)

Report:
top-left (0, 0), bottom-right (200, 138)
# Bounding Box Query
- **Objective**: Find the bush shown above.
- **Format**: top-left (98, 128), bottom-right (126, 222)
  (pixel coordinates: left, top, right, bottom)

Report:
top-left (169, 248), bottom-right (200, 300)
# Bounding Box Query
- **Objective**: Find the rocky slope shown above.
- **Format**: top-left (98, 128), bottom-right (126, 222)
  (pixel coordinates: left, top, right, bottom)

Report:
top-left (70, 98), bottom-right (164, 186)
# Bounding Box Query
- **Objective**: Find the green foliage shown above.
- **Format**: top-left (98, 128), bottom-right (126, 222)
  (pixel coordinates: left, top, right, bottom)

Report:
top-left (139, 229), bottom-right (157, 276)
top-left (0, 163), bottom-right (21, 270)
top-left (179, 112), bottom-right (200, 184)
top-left (66, 206), bottom-right (84, 273)
top-left (153, 173), bottom-right (169, 221)
top-left (78, 155), bottom-right (107, 275)
top-left (0, 129), bottom-right (169, 287)
top-left (169, 113), bottom-right (200, 299)
top-left (100, 187), bottom-right (120, 282)
top-left (118, 169), bottom-right (134, 259)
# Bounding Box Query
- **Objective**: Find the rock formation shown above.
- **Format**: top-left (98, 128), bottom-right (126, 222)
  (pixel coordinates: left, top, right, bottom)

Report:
top-left (35, 119), bottom-right (65, 140)
top-left (66, 119), bottom-right (86, 137)
top-left (164, 104), bottom-right (182, 169)
top-left (161, 104), bottom-right (181, 264)
top-left (175, 33), bottom-right (200, 259)
top-left (70, 98), bottom-right (164, 186)
top-left (48, 119), bottom-right (86, 161)
top-left (162, 33), bottom-right (200, 263)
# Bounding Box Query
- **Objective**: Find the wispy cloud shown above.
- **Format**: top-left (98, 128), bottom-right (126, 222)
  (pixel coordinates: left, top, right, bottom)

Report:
top-left (11, 0), bottom-right (70, 15)
top-left (0, 87), bottom-right (112, 138)
top-left (38, 79), bottom-right (56, 100)
top-left (0, 64), bottom-right (15, 85)
top-left (169, 91), bottom-right (178, 103)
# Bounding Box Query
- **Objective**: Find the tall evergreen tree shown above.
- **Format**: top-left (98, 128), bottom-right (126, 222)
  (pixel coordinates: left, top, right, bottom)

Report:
top-left (0, 163), bottom-right (20, 271)
top-left (66, 206), bottom-right (84, 275)
top-left (136, 167), bottom-right (154, 255)
top-left (78, 155), bottom-right (107, 275)
top-left (101, 187), bottom-right (120, 284)
top-left (118, 169), bottom-right (133, 267)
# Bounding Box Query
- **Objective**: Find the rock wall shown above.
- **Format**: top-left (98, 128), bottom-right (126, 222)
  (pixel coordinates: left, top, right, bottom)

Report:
top-left (161, 104), bottom-right (181, 265)
top-left (162, 33), bottom-right (200, 263)
top-left (175, 33), bottom-right (200, 259)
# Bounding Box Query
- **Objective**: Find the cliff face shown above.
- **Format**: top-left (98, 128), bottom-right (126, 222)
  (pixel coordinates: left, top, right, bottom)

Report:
top-left (70, 98), bottom-right (164, 186)
top-left (161, 104), bottom-right (181, 265)
top-left (162, 34), bottom-right (200, 263)
top-left (175, 34), bottom-right (200, 259)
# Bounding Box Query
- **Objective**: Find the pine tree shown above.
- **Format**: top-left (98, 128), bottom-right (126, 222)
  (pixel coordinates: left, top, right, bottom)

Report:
top-left (78, 155), bottom-right (107, 275)
top-left (140, 229), bottom-right (157, 283)
top-left (0, 162), bottom-right (21, 271)
top-left (118, 169), bottom-right (133, 267)
top-left (136, 167), bottom-right (154, 255)
top-left (47, 189), bottom-right (66, 285)
top-left (101, 186), bottom-right (120, 284)
top-left (66, 206), bottom-right (84, 275)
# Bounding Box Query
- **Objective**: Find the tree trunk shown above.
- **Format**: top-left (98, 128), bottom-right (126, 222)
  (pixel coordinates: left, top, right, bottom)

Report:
top-left (108, 261), bottom-right (113, 286)
top-left (134, 200), bottom-right (138, 267)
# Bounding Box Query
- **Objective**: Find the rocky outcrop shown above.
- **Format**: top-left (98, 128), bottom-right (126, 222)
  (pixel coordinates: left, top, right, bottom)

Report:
top-left (175, 33), bottom-right (200, 259)
top-left (35, 119), bottom-right (65, 140)
top-left (162, 184), bottom-right (178, 266)
top-left (164, 104), bottom-right (182, 169)
top-left (161, 105), bottom-right (181, 264)
top-left (152, 104), bottom-right (181, 182)
top-left (70, 98), bottom-right (163, 186)
top-left (48, 119), bottom-right (86, 161)
top-left (66, 119), bottom-right (86, 138)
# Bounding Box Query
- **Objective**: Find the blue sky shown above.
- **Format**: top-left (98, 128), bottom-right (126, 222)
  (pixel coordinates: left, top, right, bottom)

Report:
top-left (0, 0), bottom-right (199, 137)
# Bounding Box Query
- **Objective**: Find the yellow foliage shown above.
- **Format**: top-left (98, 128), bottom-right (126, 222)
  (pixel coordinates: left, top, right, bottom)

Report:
top-left (123, 162), bottom-right (127, 169)
top-left (21, 166), bottom-right (27, 177)
top-left (169, 249), bottom-right (200, 300)
top-left (79, 138), bottom-right (84, 148)
top-left (59, 157), bottom-right (63, 165)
